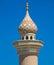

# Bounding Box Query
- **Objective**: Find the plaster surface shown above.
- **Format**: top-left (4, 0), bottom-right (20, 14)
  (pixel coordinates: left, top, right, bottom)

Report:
top-left (20, 54), bottom-right (38, 65)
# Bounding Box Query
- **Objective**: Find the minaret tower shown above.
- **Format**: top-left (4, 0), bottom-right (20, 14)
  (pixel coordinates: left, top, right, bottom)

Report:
top-left (14, 2), bottom-right (43, 65)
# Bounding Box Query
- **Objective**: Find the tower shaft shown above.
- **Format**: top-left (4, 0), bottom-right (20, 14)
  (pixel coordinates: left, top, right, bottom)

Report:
top-left (14, 41), bottom-right (43, 65)
top-left (20, 54), bottom-right (38, 65)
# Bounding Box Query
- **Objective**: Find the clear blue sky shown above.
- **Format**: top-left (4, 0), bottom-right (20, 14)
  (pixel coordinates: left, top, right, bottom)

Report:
top-left (0, 0), bottom-right (54, 65)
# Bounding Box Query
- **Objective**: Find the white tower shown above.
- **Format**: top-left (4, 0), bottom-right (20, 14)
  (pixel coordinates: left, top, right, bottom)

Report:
top-left (14, 2), bottom-right (43, 65)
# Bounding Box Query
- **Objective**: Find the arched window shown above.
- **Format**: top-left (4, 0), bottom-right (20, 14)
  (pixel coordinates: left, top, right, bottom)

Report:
top-left (26, 36), bottom-right (28, 40)
top-left (30, 36), bottom-right (32, 40)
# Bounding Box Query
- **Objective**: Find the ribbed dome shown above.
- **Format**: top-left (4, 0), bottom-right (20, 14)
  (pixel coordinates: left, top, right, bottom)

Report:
top-left (18, 11), bottom-right (38, 36)
top-left (18, 3), bottom-right (38, 36)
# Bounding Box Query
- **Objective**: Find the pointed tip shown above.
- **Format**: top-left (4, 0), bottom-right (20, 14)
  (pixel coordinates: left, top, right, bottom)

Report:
top-left (26, 2), bottom-right (29, 11)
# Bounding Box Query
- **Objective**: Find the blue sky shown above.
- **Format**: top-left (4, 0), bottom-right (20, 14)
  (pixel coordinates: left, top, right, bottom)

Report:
top-left (0, 0), bottom-right (54, 65)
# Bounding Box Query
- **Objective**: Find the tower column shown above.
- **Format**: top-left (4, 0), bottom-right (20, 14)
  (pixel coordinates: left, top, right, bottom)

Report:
top-left (14, 41), bottom-right (43, 65)
top-left (20, 54), bottom-right (38, 65)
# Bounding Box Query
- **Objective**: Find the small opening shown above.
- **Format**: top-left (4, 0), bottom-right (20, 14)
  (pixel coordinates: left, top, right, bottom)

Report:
top-left (26, 36), bottom-right (28, 40)
top-left (30, 36), bottom-right (32, 40)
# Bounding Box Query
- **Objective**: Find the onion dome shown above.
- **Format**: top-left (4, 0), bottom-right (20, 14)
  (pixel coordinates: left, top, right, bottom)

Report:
top-left (18, 2), bottom-right (38, 36)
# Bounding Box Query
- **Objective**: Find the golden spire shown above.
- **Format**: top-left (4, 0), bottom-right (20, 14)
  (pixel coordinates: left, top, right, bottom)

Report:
top-left (26, 2), bottom-right (29, 11)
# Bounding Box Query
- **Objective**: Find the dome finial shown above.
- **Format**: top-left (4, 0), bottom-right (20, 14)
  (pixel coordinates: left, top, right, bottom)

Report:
top-left (26, 2), bottom-right (28, 11)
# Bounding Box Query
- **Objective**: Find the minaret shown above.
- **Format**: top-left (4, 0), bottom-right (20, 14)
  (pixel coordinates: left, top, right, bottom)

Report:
top-left (14, 2), bottom-right (43, 65)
